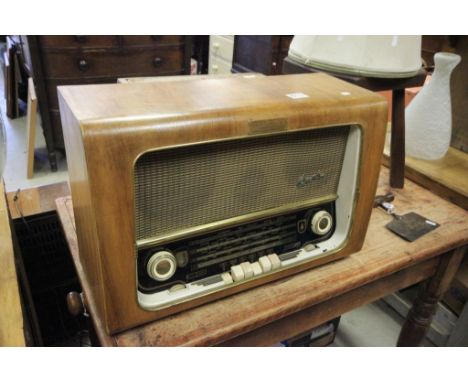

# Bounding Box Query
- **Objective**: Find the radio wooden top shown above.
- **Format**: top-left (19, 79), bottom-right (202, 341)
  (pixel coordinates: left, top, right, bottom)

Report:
top-left (58, 73), bottom-right (385, 129)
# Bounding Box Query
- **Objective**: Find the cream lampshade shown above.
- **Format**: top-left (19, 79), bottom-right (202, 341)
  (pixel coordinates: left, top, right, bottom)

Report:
top-left (288, 35), bottom-right (422, 78)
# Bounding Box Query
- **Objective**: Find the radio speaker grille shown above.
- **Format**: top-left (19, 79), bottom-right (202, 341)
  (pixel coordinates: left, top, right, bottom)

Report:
top-left (134, 126), bottom-right (350, 242)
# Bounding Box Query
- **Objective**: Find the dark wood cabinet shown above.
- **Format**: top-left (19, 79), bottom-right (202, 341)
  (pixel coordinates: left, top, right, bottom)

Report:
top-left (27, 35), bottom-right (192, 170)
top-left (231, 35), bottom-right (292, 75)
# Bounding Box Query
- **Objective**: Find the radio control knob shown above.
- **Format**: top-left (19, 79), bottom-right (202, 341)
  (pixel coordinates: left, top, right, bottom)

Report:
top-left (310, 210), bottom-right (333, 236)
top-left (147, 251), bottom-right (177, 281)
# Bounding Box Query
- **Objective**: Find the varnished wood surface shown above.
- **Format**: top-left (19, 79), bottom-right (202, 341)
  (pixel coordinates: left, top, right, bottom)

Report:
top-left (6, 181), bottom-right (69, 219)
top-left (56, 167), bottom-right (468, 346)
top-left (0, 181), bottom-right (25, 346)
top-left (58, 73), bottom-right (388, 333)
top-left (383, 146), bottom-right (468, 210)
top-left (224, 258), bottom-right (439, 346)
top-left (232, 36), bottom-right (293, 75)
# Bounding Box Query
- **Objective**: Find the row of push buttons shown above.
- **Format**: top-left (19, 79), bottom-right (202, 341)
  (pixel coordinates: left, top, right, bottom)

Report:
top-left (228, 254), bottom-right (281, 282)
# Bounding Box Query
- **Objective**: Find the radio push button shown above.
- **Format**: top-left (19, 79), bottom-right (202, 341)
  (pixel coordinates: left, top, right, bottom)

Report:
top-left (268, 253), bottom-right (281, 270)
top-left (251, 262), bottom-right (263, 276)
top-left (240, 262), bottom-right (254, 279)
top-left (258, 256), bottom-right (272, 272)
top-left (221, 272), bottom-right (233, 284)
top-left (231, 264), bottom-right (245, 282)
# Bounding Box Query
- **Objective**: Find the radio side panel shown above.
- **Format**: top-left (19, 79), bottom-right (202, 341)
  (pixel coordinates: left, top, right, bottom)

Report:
top-left (58, 89), bottom-right (107, 327)
top-left (347, 101), bottom-right (388, 253)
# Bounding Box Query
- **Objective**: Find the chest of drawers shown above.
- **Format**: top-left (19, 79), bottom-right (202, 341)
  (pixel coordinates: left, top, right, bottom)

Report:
top-left (208, 35), bottom-right (234, 74)
top-left (231, 35), bottom-right (293, 75)
top-left (28, 35), bottom-right (192, 170)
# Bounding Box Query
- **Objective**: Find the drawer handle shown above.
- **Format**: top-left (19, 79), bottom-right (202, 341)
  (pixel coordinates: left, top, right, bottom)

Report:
top-left (77, 58), bottom-right (89, 71)
top-left (153, 57), bottom-right (164, 67)
top-left (74, 35), bottom-right (87, 43)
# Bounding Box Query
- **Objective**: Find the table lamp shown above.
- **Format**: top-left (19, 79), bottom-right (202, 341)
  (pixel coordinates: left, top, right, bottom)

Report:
top-left (288, 35), bottom-right (422, 78)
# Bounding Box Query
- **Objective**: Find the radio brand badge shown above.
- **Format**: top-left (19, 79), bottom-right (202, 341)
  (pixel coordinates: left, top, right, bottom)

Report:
top-left (296, 171), bottom-right (325, 188)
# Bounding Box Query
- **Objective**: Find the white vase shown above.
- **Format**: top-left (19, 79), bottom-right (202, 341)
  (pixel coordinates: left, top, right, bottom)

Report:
top-left (405, 52), bottom-right (461, 160)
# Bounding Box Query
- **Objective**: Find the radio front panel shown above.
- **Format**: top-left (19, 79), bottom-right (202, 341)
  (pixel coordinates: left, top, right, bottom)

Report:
top-left (138, 201), bottom-right (336, 294)
top-left (135, 124), bottom-right (360, 311)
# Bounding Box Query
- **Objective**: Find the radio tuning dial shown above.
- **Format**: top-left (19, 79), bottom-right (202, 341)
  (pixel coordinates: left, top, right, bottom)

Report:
top-left (147, 251), bottom-right (177, 281)
top-left (310, 210), bottom-right (333, 236)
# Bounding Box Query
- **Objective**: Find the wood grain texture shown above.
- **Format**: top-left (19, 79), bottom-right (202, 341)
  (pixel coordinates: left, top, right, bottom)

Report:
top-left (223, 257), bottom-right (439, 346)
top-left (232, 36), bottom-right (292, 75)
top-left (58, 73), bottom-right (388, 333)
top-left (383, 146), bottom-right (468, 210)
top-left (56, 167), bottom-right (468, 346)
top-left (26, 78), bottom-right (37, 179)
top-left (0, 181), bottom-right (25, 346)
top-left (6, 181), bottom-right (70, 219)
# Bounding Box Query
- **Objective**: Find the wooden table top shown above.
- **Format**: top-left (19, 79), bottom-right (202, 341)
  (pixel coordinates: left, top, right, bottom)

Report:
top-left (55, 167), bottom-right (468, 346)
top-left (383, 145), bottom-right (468, 210)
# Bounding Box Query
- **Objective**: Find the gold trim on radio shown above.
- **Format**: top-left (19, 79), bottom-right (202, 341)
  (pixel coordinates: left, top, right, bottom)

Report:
top-left (136, 194), bottom-right (338, 250)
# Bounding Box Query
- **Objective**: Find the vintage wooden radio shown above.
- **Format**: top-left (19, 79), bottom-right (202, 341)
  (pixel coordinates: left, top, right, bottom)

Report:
top-left (58, 73), bottom-right (387, 334)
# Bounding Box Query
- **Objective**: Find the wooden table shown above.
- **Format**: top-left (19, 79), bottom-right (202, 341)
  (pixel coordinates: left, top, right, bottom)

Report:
top-left (282, 57), bottom-right (427, 189)
top-left (383, 145), bottom-right (468, 210)
top-left (55, 167), bottom-right (467, 346)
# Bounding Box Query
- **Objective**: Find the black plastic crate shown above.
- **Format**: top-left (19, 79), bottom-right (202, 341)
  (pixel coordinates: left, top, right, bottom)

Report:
top-left (14, 211), bottom-right (82, 345)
